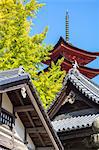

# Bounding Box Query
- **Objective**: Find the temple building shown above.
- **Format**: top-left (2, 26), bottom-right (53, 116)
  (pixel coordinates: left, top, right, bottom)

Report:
top-left (0, 68), bottom-right (63, 150)
top-left (46, 11), bottom-right (99, 149)
top-left (43, 11), bottom-right (99, 79)
top-left (48, 64), bottom-right (99, 150)
top-left (0, 66), bottom-right (99, 150)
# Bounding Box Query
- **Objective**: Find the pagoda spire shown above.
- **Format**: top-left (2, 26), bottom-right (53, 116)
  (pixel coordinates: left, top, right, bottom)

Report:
top-left (66, 10), bottom-right (69, 42)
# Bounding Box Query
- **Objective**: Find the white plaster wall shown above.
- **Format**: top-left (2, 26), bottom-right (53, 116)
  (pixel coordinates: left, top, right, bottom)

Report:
top-left (2, 93), bottom-right (13, 113)
top-left (1, 93), bottom-right (35, 150)
top-left (27, 134), bottom-right (35, 150)
top-left (15, 114), bottom-right (35, 150)
top-left (14, 113), bottom-right (25, 141)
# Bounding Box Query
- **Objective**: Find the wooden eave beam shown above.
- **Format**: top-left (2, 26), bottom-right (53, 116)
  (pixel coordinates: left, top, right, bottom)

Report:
top-left (48, 83), bottom-right (70, 120)
top-left (48, 92), bottom-right (67, 119)
top-left (26, 127), bottom-right (46, 134)
top-left (0, 83), bottom-right (27, 93)
top-left (25, 84), bottom-right (64, 150)
top-left (36, 147), bottom-right (54, 150)
top-left (14, 105), bottom-right (34, 113)
top-left (58, 128), bottom-right (93, 141)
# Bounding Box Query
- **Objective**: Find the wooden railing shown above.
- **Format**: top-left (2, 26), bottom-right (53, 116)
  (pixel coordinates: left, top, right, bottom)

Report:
top-left (0, 108), bottom-right (15, 129)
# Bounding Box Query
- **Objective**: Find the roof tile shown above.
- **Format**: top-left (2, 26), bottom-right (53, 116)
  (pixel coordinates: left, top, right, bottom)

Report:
top-left (52, 114), bottom-right (99, 132)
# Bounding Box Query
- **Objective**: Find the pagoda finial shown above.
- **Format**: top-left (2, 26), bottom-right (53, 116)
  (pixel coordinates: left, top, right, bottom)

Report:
top-left (66, 10), bottom-right (69, 42)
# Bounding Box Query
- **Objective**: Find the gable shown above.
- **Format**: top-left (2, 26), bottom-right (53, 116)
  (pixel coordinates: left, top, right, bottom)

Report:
top-left (48, 68), bottom-right (99, 120)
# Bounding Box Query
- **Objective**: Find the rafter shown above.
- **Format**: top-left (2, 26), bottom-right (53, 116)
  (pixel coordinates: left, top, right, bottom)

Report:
top-left (26, 127), bottom-right (46, 134)
top-left (36, 147), bottom-right (54, 150)
top-left (14, 105), bottom-right (34, 112)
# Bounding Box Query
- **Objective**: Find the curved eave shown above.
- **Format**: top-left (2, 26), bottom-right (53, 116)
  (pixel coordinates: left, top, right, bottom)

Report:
top-left (51, 45), bottom-right (96, 65)
top-left (54, 37), bottom-right (99, 56)
top-left (43, 59), bottom-right (99, 79)
top-left (62, 60), bottom-right (99, 79)
top-left (50, 37), bottom-right (99, 65)
top-left (61, 44), bottom-right (97, 58)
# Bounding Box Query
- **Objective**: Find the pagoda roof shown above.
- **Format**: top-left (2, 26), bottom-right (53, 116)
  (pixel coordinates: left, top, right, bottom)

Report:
top-left (43, 59), bottom-right (99, 79)
top-left (46, 37), bottom-right (99, 66)
top-left (54, 37), bottom-right (99, 56)
top-left (61, 59), bottom-right (99, 79)
top-left (47, 67), bottom-right (99, 120)
top-left (0, 68), bottom-right (64, 150)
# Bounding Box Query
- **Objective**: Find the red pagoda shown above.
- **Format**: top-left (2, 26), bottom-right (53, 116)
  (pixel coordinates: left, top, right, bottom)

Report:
top-left (44, 11), bottom-right (99, 79)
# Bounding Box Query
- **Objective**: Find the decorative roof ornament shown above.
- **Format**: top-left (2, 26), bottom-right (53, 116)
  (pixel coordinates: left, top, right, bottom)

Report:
top-left (18, 66), bottom-right (25, 76)
top-left (68, 58), bottom-right (79, 75)
top-left (21, 87), bottom-right (27, 98)
top-left (63, 91), bottom-right (76, 105)
top-left (73, 60), bottom-right (79, 70)
top-left (66, 10), bottom-right (69, 42)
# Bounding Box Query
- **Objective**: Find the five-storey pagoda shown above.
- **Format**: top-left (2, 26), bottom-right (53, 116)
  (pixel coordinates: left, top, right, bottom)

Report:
top-left (44, 11), bottom-right (99, 79)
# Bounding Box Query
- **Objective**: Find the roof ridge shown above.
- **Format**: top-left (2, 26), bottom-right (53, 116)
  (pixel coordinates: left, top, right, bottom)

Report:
top-left (0, 68), bottom-right (19, 74)
top-left (59, 36), bottom-right (99, 56)
top-left (68, 67), bottom-right (99, 91)
top-left (0, 66), bottom-right (26, 78)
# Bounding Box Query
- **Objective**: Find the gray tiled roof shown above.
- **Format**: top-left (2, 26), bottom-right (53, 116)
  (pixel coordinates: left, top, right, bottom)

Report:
top-left (0, 67), bottom-right (30, 86)
top-left (52, 114), bottom-right (99, 132)
top-left (67, 68), bottom-right (99, 104)
top-left (47, 68), bottom-right (99, 113)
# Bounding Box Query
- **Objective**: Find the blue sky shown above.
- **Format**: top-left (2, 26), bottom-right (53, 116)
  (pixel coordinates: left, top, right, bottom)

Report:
top-left (30, 0), bottom-right (99, 84)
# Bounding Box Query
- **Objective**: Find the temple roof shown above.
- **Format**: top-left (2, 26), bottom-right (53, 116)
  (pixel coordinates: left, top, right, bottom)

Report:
top-left (42, 59), bottom-right (99, 79)
top-left (54, 37), bottom-right (99, 56)
top-left (49, 67), bottom-right (99, 135)
top-left (62, 59), bottom-right (99, 78)
top-left (0, 67), bottom-right (63, 150)
top-left (0, 67), bottom-right (30, 87)
top-left (44, 37), bottom-right (99, 78)
top-left (52, 114), bottom-right (99, 132)
top-left (44, 37), bottom-right (99, 66)
top-left (53, 37), bottom-right (99, 65)
top-left (48, 67), bottom-right (99, 119)
top-left (67, 69), bottom-right (99, 103)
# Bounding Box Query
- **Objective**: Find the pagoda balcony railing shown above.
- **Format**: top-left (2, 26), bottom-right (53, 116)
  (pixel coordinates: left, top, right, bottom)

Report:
top-left (0, 108), bottom-right (15, 129)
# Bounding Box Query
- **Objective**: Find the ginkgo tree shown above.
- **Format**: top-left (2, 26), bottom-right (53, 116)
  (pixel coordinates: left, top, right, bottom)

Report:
top-left (0, 0), bottom-right (65, 109)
